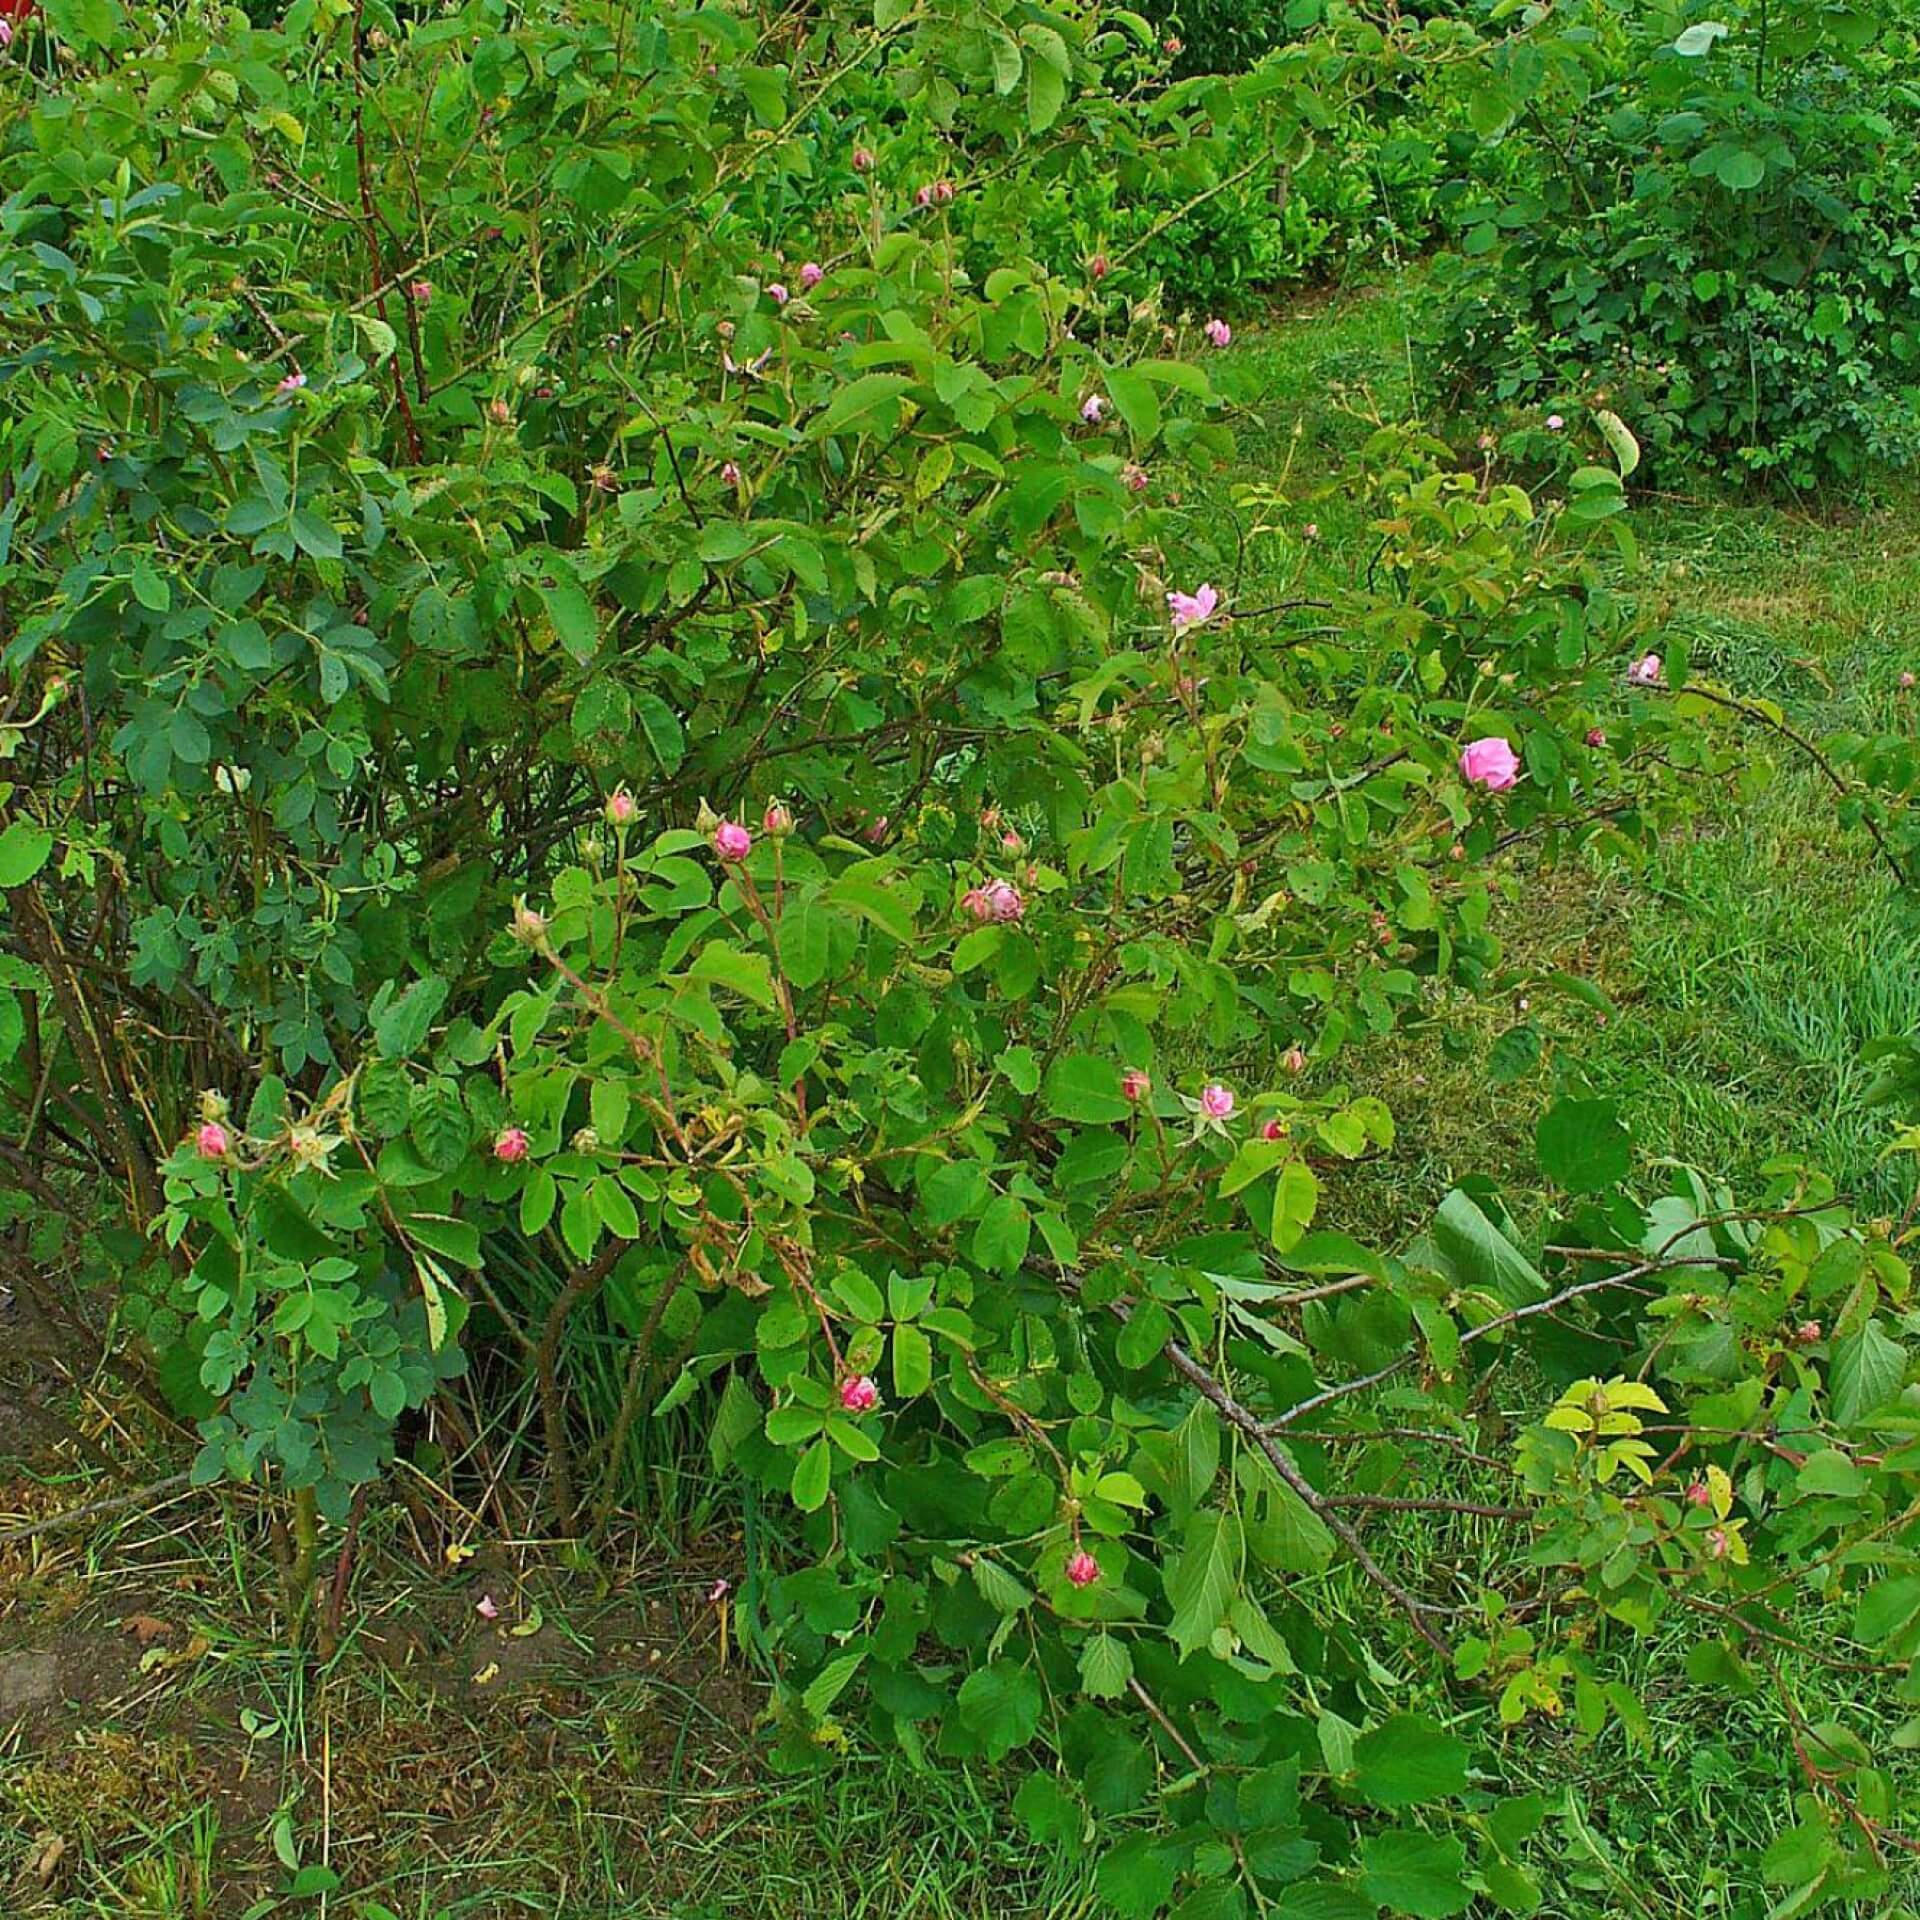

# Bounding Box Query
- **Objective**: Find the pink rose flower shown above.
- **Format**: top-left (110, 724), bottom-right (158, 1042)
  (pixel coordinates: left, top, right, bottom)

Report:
top-left (1200, 1082), bottom-right (1234, 1119)
top-left (1167, 583), bottom-right (1219, 631)
top-left (494, 1126), bottom-right (530, 1162)
top-left (1546, 413), bottom-right (1565, 431)
top-left (1121, 1068), bottom-right (1150, 1102)
top-left (409, 280), bottom-right (432, 304)
top-left (1123, 464), bottom-right (1149, 493)
top-left (766, 283), bottom-right (789, 306)
top-left (840, 1374), bottom-right (879, 1413)
top-left (799, 261), bottom-right (825, 291)
top-left (1065, 1549), bottom-right (1100, 1588)
top-left (1627, 653), bottom-right (1663, 687)
top-left (1586, 727), bottom-right (1606, 748)
top-left (196, 1121), bottom-right (230, 1159)
top-left (712, 821), bottom-right (753, 861)
top-left (1459, 737), bottom-right (1520, 791)
top-left (1203, 318), bottom-right (1231, 348)
top-left (1261, 1118), bottom-right (1285, 1142)
top-left (1900, 671), bottom-right (1916, 690)
top-left (1080, 394), bottom-right (1107, 424)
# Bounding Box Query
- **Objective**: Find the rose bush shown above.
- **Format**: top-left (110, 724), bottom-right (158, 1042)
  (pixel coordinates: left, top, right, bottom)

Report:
top-left (0, 0), bottom-right (1915, 1911)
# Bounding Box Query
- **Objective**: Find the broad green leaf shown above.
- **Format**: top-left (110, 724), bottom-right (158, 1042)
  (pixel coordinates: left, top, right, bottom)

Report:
top-left (1536, 1098), bottom-right (1632, 1193)
top-left (0, 822), bottom-right (54, 888)
top-left (1167, 1509), bottom-right (1242, 1659)
top-left (1352, 1714), bottom-right (1470, 1808)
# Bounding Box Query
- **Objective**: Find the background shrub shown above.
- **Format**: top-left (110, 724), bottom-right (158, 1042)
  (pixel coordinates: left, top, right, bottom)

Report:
top-left (1428, 0), bottom-right (1920, 490)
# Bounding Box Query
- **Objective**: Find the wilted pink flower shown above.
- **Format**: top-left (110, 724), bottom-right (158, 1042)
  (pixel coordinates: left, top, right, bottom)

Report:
top-left (1586, 727), bottom-right (1607, 748)
top-left (852, 146), bottom-right (876, 172)
top-left (1167, 583), bottom-right (1219, 631)
top-left (1123, 464), bottom-right (1149, 493)
top-left (712, 820), bottom-right (752, 861)
top-left (1302, 522), bottom-right (1320, 541)
top-left (1261, 1118), bottom-right (1285, 1142)
top-left (971, 878), bottom-right (1023, 923)
top-left (604, 788), bottom-right (637, 827)
top-left (409, 280), bottom-right (432, 303)
top-left (1477, 431), bottom-right (1496, 451)
top-left (766, 283), bottom-right (789, 306)
top-left (1900, 671), bottom-right (1916, 690)
top-left (707, 1577), bottom-right (732, 1603)
top-left (864, 815), bottom-right (890, 845)
top-left (1459, 737), bottom-right (1520, 791)
top-left (277, 371), bottom-right (307, 393)
top-left (1546, 413), bottom-right (1565, 431)
top-left (196, 1121), bottom-right (230, 1159)
top-left (1203, 318), bottom-right (1232, 348)
top-left (1121, 1068), bottom-right (1150, 1102)
top-left (475, 1593), bottom-right (500, 1620)
top-left (1065, 1549), bottom-right (1100, 1588)
top-left (494, 1126), bottom-right (530, 1163)
top-left (1684, 1481), bottom-right (1713, 1508)
top-left (763, 800), bottom-right (794, 836)
top-left (1796, 1319), bottom-right (1822, 1344)
top-left (1200, 1082), bottom-right (1234, 1119)
top-left (840, 1374), bottom-right (879, 1413)
top-left (800, 261), bottom-right (825, 290)
top-left (1705, 1526), bottom-right (1731, 1559)
top-left (721, 460), bottom-right (742, 488)
top-left (1627, 653), bottom-right (1663, 688)
top-left (1080, 394), bottom-right (1107, 424)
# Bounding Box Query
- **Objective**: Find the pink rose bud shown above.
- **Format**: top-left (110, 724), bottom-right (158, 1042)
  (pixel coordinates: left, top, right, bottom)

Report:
top-left (1627, 653), bottom-right (1663, 687)
top-left (1121, 1068), bottom-right (1151, 1102)
top-left (1089, 253), bottom-right (1110, 281)
top-left (1124, 464), bottom-right (1149, 493)
top-left (604, 788), bottom-right (637, 827)
top-left (713, 821), bottom-right (753, 861)
top-left (1204, 317), bottom-right (1232, 348)
top-left (409, 280), bottom-right (432, 303)
top-left (1901, 671), bottom-right (1917, 690)
top-left (1477, 431), bottom-right (1495, 451)
top-left (840, 1374), bottom-right (879, 1414)
top-left (1000, 828), bottom-right (1024, 853)
top-left (511, 898), bottom-right (548, 945)
top-left (1200, 1082), bottom-right (1234, 1119)
top-left (721, 460), bottom-right (742, 488)
top-left (716, 319), bottom-right (735, 340)
top-left (1080, 394), bottom-right (1107, 424)
top-left (932, 180), bottom-right (955, 204)
top-left (1167, 583), bottom-right (1219, 631)
top-left (196, 1121), bottom-right (230, 1159)
top-left (1705, 1526), bottom-right (1730, 1559)
top-left (1546, 413), bottom-right (1565, 431)
top-left (800, 261), bottom-right (824, 290)
top-left (1459, 737), bottom-right (1521, 791)
top-left (766, 283), bottom-right (789, 306)
top-left (915, 184), bottom-right (934, 208)
top-left (1065, 1549), bottom-right (1100, 1588)
top-left (763, 800), bottom-right (794, 836)
top-left (852, 146), bottom-right (876, 172)
top-left (494, 1126), bottom-right (530, 1162)
top-left (1261, 1118), bottom-right (1285, 1142)
top-left (1586, 727), bottom-right (1606, 748)
top-left (487, 397), bottom-right (513, 425)
top-left (1281, 1046), bottom-right (1308, 1077)
top-left (1684, 1480), bottom-right (1713, 1508)
top-left (961, 887), bottom-right (993, 923)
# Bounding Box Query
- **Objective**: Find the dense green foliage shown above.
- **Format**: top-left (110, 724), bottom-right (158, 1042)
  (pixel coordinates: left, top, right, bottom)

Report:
top-left (1429, 0), bottom-right (1920, 490)
top-left (2, 0), bottom-right (1919, 1915)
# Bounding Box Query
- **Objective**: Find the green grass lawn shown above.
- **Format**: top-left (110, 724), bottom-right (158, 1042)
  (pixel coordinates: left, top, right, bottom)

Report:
top-left (6, 273), bottom-right (1918, 1920)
